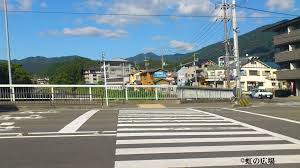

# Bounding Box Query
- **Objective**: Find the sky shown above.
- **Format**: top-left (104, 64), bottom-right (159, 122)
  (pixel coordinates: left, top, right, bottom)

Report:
top-left (0, 0), bottom-right (299, 60)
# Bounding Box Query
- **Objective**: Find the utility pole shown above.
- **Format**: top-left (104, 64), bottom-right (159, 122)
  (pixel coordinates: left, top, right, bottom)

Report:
top-left (4, 0), bottom-right (14, 102)
top-left (193, 53), bottom-right (198, 87)
top-left (232, 0), bottom-right (241, 98)
top-left (144, 55), bottom-right (149, 70)
top-left (161, 54), bottom-right (164, 70)
top-left (222, 0), bottom-right (231, 88)
top-left (102, 52), bottom-right (109, 106)
top-left (122, 62), bottom-right (125, 85)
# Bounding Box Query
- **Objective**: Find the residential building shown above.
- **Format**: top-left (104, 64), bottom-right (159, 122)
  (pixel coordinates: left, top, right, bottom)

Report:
top-left (264, 17), bottom-right (300, 96)
top-left (177, 59), bottom-right (216, 86)
top-left (130, 69), bottom-right (170, 85)
top-left (84, 58), bottom-right (132, 85)
top-left (206, 59), bottom-right (286, 92)
top-left (36, 77), bottom-right (49, 85)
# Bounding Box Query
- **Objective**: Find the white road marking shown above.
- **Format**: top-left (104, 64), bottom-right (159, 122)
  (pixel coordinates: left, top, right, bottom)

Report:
top-left (0, 122), bottom-right (15, 126)
top-left (224, 108), bottom-right (300, 125)
top-left (117, 127), bottom-right (250, 132)
top-left (118, 119), bottom-right (226, 123)
top-left (189, 109), bottom-right (300, 144)
top-left (116, 144), bottom-right (300, 155)
top-left (118, 114), bottom-right (212, 117)
top-left (0, 134), bottom-right (116, 139)
top-left (117, 131), bottom-right (264, 137)
top-left (116, 136), bottom-right (283, 145)
top-left (20, 110), bottom-right (58, 114)
top-left (118, 117), bottom-right (220, 120)
top-left (0, 115), bottom-right (44, 120)
top-left (115, 155), bottom-right (300, 168)
top-left (59, 109), bottom-right (99, 133)
top-left (118, 123), bottom-right (238, 127)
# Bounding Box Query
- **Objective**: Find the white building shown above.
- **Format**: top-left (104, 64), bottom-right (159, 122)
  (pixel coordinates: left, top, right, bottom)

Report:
top-left (84, 58), bottom-right (132, 85)
top-left (206, 59), bottom-right (286, 92)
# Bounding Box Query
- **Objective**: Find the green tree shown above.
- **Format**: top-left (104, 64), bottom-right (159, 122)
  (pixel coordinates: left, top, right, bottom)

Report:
top-left (0, 62), bottom-right (32, 84)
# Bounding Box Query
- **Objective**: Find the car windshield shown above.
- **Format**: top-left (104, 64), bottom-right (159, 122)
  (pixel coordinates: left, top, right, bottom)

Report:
top-left (259, 89), bottom-right (267, 92)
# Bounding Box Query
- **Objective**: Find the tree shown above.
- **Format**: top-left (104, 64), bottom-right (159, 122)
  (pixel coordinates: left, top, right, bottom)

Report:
top-left (0, 62), bottom-right (32, 84)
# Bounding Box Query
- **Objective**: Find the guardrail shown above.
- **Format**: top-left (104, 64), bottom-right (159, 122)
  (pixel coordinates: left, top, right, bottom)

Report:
top-left (0, 85), bottom-right (233, 105)
top-left (0, 85), bottom-right (177, 104)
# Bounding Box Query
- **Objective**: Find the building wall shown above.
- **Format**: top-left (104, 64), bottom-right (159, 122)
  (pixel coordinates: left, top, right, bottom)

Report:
top-left (141, 72), bottom-right (154, 85)
top-left (206, 60), bottom-right (285, 91)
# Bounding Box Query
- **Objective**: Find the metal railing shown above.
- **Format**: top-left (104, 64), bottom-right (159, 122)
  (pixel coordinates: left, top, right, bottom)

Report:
top-left (0, 85), bottom-right (177, 104)
top-left (0, 84), bottom-right (233, 104)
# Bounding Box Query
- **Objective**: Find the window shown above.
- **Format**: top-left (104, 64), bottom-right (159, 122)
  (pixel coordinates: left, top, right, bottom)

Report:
top-left (241, 70), bottom-right (247, 76)
top-left (258, 82), bottom-right (264, 87)
top-left (272, 83), bottom-right (276, 86)
top-left (263, 71), bottom-right (271, 76)
top-left (249, 70), bottom-right (259, 76)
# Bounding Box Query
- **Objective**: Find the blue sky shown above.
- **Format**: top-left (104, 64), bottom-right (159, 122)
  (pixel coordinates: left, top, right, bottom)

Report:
top-left (0, 0), bottom-right (299, 60)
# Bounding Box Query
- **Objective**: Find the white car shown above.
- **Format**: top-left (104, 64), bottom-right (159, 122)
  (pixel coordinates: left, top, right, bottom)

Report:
top-left (250, 88), bottom-right (273, 99)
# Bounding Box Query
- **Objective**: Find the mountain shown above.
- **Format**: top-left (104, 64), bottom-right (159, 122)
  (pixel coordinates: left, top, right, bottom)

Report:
top-left (12, 55), bottom-right (95, 76)
top-left (127, 21), bottom-right (281, 66)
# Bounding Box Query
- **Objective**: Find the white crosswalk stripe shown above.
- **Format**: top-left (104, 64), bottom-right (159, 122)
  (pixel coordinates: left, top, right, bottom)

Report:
top-left (114, 108), bottom-right (300, 168)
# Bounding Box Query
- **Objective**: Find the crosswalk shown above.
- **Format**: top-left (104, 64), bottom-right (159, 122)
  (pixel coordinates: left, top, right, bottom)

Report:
top-left (114, 108), bottom-right (300, 168)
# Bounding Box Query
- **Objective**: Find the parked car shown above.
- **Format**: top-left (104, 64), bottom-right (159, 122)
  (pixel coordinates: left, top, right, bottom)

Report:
top-left (250, 88), bottom-right (273, 99)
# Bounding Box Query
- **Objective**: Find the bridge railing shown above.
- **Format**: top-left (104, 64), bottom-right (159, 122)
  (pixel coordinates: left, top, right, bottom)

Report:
top-left (0, 85), bottom-right (232, 104)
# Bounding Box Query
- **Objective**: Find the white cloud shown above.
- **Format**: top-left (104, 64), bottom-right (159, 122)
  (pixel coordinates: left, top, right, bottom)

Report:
top-left (266, 0), bottom-right (295, 11)
top-left (85, 0), bottom-right (103, 9)
top-left (0, 0), bottom-right (33, 10)
top-left (176, 0), bottom-right (214, 15)
top-left (90, 0), bottom-right (216, 26)
top-left (42, 27), bottom-right (128, 39)
top-left (250, 12), bottom-right (271, 18)
top-left (63, 27), bottom-right (128, 38)
top-left (40, 1), bottom-right (47, 8)
top-left (170, 40), bottom-right (195, 52)
top-left (17, 0), bottom-right (33, 10)
top-left (152, 35), bottom-right (167, 41)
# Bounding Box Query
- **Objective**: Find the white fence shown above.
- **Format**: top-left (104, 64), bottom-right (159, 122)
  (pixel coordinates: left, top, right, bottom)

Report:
top-left (0, 85), bottom-right (233, 104)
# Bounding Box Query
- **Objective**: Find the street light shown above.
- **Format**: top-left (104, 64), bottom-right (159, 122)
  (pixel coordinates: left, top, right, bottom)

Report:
top-left (4, 0), bottom-right (14, 102)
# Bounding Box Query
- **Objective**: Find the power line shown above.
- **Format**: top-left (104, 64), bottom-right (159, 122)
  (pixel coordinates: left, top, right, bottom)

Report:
top-left (236, 5), bottom-right (299, 17)
top-left (0, 9), bottom-right (295, 18)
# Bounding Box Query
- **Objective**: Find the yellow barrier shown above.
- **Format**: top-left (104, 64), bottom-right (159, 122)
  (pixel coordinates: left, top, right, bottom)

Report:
top-left (239, 97), bottom-right (251, 107)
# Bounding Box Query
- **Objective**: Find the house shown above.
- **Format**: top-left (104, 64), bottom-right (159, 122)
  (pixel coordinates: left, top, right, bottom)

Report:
top-left (140, 69), bottom-right (168, 85)
top-left (84, 58), bottom-right (132, 85)
top-left (206, 59), bottom-right (287, 92)
top-left (264, 16), bottom-right (300, 96)
top-left (177, 59), bottom-right (216, 86)
top-left (36, 77), bottom-right (49, 85)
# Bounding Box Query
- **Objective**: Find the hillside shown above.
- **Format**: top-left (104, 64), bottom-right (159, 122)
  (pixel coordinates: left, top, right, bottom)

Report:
top-left (127, 21), bottom-right (280, 65)
top-left (12, 55), bottom-right (93, 76)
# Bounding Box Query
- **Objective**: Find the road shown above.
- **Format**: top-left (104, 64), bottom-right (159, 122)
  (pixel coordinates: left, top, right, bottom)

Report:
top-left (0, 104), bottom-right (300, 168)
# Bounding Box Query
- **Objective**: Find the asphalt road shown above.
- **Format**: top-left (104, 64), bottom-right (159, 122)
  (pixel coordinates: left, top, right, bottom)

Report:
top-left (0, 104), bottom-right (300, 168)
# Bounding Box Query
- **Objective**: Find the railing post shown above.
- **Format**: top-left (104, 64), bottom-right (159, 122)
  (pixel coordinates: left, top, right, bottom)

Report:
top-left (11, 87), bottom-right (15, 102)
top-left (180, 88), bottom-right (183, 100)
top-left (125, 86), bottom-right (128, 101)
top-left (89, 87), bottom-right (92, 102)
top-left (51, 87), bottom-right (54, 101)
top-left (155, 87), bottom-right (158, 100)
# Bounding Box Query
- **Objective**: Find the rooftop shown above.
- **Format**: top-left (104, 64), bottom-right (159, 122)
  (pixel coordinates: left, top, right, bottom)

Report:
top-left (263, 17), bottom-right (300, 32)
